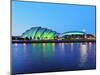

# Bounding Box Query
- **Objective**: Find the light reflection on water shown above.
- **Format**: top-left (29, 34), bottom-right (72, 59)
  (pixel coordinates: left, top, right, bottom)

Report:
top-left (14, 43), bottom-right (18, 47)
top-left (80, 43), bottom-right (88, 67)
top-left (52, 43), bottom-right (55, 53)
top-left (89, 42), bottom-right (92, 48)
top-left (12, 42), bottom-right (96, 74)
top-left (70, 43), bottom-right (74, 53)
top-left (61, 43), bottom-right (64, 53)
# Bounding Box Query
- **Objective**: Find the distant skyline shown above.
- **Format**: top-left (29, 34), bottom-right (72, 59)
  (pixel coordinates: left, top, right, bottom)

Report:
top-left (12, 1), bottom-right (96, 36)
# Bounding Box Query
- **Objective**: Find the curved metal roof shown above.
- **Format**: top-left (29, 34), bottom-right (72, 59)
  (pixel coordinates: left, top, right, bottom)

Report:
top-left (61, 31), bottom-right (86, 36)
top-left (22, 27), bottom-right (59, 39)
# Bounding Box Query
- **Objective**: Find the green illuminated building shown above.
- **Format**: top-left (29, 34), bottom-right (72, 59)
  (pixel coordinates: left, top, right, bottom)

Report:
top-left (22, 27), bottom-right (59, 40)
top-left (21, 27), bottom-right (95, 40)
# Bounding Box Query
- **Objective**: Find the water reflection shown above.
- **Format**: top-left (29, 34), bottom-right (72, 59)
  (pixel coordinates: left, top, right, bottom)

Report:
top-left (60, 43), bottom-right (64, 54)
top-left (23, 43), bottom-right (28, 62)
top-left (42, 43), bottom-right (54, 59)
top-left (80, 43), bottom-right (88, 67)
top-left (52, 43), bottom-right (55, 54)
top-left (13, 43), bottom-right (18, 57)
top-left (70, 43), bottom-right (74, 53)
top-left (23, 43), bottom-right (26, 47)
top-left (32, 43), bottom-right (37, 47)
top-left (12, 42), bottom-right (96, 74)
top-left (42, 43), bottom-right (46, 48)
top-left (89, 42), bottom-right (92, 48)
top-left (14, 43), bottom-right (18, 47)
top-left (42, 43), bottom-right (46, 58)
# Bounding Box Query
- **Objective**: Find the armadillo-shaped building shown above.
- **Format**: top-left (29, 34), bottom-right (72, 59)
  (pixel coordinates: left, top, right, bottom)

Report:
top-left (22, 27), bottom-right (59, 40)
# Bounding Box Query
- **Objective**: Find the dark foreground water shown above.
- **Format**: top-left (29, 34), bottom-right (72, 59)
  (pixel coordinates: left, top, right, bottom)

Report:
top-left (11, 42), bottom-right (96, 74)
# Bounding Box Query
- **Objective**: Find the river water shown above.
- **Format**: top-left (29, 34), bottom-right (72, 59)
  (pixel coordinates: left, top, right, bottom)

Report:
top-left (12, 42), bottom-right (96, 74)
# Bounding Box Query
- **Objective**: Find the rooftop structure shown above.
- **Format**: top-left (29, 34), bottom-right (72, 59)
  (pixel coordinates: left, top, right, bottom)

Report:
top-left (22, 27), bottom-right (59, 40)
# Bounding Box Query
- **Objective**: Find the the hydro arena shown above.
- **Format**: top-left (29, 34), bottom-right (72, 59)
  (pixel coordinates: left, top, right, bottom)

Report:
top-left (61, 31), bottom-right (95, 39)
top-left (22, 27), bottom-right (59, 40)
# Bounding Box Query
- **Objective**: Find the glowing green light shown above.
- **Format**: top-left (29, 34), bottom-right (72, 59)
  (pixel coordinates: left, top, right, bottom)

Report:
top-left (22, 27), bottom-right (58, 40)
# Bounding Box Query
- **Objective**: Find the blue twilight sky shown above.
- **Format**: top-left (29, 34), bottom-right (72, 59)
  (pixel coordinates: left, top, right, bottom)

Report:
top-left (12, 1), bottom-right (96, 36)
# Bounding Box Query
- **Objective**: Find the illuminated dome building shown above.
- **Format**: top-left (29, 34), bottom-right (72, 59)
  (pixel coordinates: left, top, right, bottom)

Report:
top-left (22, 27), bottom-right (59, 40)
top-left (21, 27), bottom-right (95, 40)
top-left (61, 31), bottom-right (95, 39)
